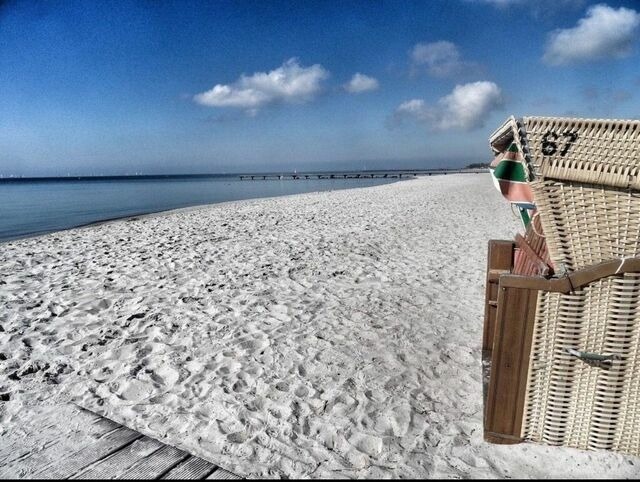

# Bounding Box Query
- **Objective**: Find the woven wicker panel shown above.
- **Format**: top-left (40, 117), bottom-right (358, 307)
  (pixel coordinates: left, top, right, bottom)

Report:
top-left (521, 117), bottom-right (640, 189)
top-left (531, 180), bottom-right (640, 272)
top-left (523, 273), bottom-right (640, 455)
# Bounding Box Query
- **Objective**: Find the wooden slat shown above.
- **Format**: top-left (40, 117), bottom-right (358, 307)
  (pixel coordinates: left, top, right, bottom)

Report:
top-left (116, 445), bottom-right (188, 479)
top-left (483, 240), bottom-right (515, 354)
top-left (0, 411), bottom-right (106, 467)
top-left (71, 437), bottom-right (164, 479)
top-left (207, 468), bottom-right (242, 479)
top-left (515, 233), bottom-right (551, 276)
top-left (162, 456), bottom-right (218, 479)
top-left (31, 427), bottom-right (141, 479)
top-left (0, 417), bottom-right (118, 478)
top-left (498, 274), bottom-right (572, 293)
top-left (484, 284), bottom-right (538, 444)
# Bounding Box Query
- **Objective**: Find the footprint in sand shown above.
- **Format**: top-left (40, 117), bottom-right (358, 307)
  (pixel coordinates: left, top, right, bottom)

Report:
top-left (275, 381), bottom-right (289, 392)
top-left (245, 396), bottom-right (266, 412)
top-left (294, 385), bottom-right (309, 397)
top-left (232, 379), bottom-right (248, 392)
top-left (119, 379), bottom-right (154, 402)
top-left (239, 337), bottom-right (270, 353)
top-left (226, 431), bottom-right (249, 443)
top-left (349, 433), bottom-right (384, 458)
top-left (217, 361), bottom-right (242, 376)
top-left (149, 364), bottom-right (180, 387)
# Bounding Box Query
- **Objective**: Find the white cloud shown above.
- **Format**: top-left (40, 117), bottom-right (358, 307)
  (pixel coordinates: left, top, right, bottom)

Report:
top-left (344, 73), bottom-right (379, 93)
top-left (438, 81), bottom-right (503, 129)
top-left (395, 99), bottom-right (433, 122)
top-left (393, 81), bottom-right (503, 131)
top-left (543, 4), bottom-right (640, 65)
top-left (194, 58), bottom-right (329, 113)
top-left (410, 41), bottom-right (475, 77)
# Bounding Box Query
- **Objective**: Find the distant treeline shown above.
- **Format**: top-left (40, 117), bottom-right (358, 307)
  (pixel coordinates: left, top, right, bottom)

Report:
top-left (465, 162), bottom-right (490, 169)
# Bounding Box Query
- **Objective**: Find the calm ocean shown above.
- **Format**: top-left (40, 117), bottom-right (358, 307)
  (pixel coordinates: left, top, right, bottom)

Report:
top-left (0, 176), bottom-right (397, 242)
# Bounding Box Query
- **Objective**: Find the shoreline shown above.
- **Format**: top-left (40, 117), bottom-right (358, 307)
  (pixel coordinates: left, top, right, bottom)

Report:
top-left (1, 176), bottom-right (411, 245)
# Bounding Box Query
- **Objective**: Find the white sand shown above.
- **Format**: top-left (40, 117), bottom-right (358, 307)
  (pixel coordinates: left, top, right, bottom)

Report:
top-left (1, 174), bottom-right (638, 478)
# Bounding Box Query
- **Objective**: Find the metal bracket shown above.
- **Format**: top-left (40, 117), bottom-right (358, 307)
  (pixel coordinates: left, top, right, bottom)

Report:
top-left (565, 347), bottom-right (622, 369)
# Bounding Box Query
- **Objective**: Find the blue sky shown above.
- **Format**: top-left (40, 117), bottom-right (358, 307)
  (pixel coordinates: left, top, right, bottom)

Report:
top-left (1, 0), bottom-right (639, 176)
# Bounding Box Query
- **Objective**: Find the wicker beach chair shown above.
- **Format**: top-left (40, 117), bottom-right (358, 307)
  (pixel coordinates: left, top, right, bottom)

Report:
top-left (482, 116), bottom-right (640, 456)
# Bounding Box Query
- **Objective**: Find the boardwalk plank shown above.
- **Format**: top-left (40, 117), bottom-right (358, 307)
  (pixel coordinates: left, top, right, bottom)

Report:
top-left (32, 427), bottom-right (141, 479)
top-left (1, 405), bottom-right (242, 480)
top-left (0, 419), bottom-right (120, 479)
top-left (116, 444), bottom-right (188, 479)
top-left (0, 406), bottom-right (105, 465)
top-left (71, 437), bottom-right (164, 479)
top-left (161, 455), bottom-right (217, 479)
top-left (207, 468), bottom-right (242, 479)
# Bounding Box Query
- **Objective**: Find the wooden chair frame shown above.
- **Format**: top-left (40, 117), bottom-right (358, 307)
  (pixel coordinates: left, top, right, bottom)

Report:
top-left (482, 239), bottom-right (640, 445)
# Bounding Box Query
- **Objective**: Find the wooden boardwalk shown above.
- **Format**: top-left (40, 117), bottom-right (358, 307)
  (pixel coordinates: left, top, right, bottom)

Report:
top-left (0, 408), bottom-right (240, 480)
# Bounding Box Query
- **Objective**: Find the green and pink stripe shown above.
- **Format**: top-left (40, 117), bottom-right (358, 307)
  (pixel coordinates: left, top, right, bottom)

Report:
top-left (489, 142), bottom-right (535, 208)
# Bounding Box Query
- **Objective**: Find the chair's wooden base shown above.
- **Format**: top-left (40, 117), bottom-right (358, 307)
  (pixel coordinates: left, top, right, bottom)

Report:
top-left (483, 240), bottom-right (537, 445)
top-left (483, 284), bottom-right (538, 444)
top-left (483, 360), bottom-right (522, 444)
top-left (481, 353), bottom-right (517, 444)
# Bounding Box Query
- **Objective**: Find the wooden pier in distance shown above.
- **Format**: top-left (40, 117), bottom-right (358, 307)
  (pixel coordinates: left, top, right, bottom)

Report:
top-left (238, 168), bottom-right (486, 181)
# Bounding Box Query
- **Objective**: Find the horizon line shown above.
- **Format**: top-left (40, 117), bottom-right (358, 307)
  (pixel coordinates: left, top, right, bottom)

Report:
top-left (0, 166), bottom-right (489, 181)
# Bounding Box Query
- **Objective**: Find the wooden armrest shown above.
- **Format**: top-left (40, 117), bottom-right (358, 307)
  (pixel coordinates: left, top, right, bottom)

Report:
top-left (498, 256), bottom-right (640, 293)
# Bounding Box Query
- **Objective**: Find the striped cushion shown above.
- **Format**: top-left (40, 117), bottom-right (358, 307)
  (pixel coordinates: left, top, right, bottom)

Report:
top-left (490, 142), bottom-right (535, 207)
top-left (490, 142), bottom-right (535, 226)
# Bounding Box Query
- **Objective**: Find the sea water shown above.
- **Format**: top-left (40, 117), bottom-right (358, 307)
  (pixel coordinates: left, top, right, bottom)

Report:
top-left (0, 176), bottom-right (397, 242)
